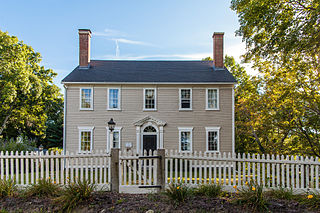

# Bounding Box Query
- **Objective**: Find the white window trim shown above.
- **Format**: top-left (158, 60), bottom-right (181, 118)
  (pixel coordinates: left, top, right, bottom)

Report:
top-left (178, 127), bottom-right (193, 153)
top-left (78, 126), bottom-right (94, 153)
top-left (106, 126), bottom-right (122, 152)
top-left (179, 88), bottom-right (192, 110)
top-left (143, 88), bottom-right (157, 111)
top-left (107, 88), bottom-right (121, 110)
top-left (205, 127), bottom-right (221, 153)
top-left (79, 87), bottom-right (94, 110)
top-left (206, 88), bottom-right (219, 110)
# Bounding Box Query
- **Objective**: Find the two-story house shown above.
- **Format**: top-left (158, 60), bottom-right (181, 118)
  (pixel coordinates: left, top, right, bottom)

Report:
top-left (62, 29), bottom-right (236, 154)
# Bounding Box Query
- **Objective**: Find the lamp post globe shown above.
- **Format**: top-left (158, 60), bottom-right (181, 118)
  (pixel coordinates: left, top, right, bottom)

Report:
top-left (108, 118), bottom-right (116, 132)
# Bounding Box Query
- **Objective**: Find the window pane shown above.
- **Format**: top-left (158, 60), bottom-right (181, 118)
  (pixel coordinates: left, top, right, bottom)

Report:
top-left (180, 131), bottom-right (191, 151)
top-left (81, 131), bottom-right (91, 151)
top-left (180, 89), bottom-right (191, 109)
top-left (208, 131), bottom-right (218, 151)
top-left (113, 131), bottom-right (120, 148)
top-left (109, 89), bottom-right (119, 109)
top-left (208, 89), bottom-right (218, 109)
top-left (145, 89), bottom-right (155, 109)
top-left (81, 89), bottom-right (92, 109)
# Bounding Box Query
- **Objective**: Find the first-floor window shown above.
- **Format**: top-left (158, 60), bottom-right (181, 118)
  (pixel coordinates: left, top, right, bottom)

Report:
top-left (78, 127), bottom-right (94, 152)
top-left (113, 131), bottom-right (120, 148)
top-left (206, 127), bottom-right (220, 152)
top-left (107, 127), bottom-right (122, 152)
top-left (178, 127), bottom-right (193, 152)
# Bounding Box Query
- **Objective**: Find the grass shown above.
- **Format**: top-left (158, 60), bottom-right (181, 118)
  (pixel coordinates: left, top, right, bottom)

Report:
top-left (301, 191), bottom-right (320, 209)
top-left (267, 187), bottom-right (296, 200)
top-left (194, 184), bottom-right (223, 197)
top-left (164, 183), bottom-right (193, 205)
top-left (55, 179), bottom-right (96, 212)
top-left (25, 178), bottom-right (61, 197)
top-left (0, 179), bottom-right (17, 198)
top-left (236, 180), bottom-right (268, 212)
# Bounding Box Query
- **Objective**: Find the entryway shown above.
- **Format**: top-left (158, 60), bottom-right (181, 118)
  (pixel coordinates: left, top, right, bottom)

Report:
top-left (142, 126), bottom-right (157, 153)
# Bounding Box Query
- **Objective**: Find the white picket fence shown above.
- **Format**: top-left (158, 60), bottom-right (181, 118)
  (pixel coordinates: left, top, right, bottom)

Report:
top-left (0, 150), bottom-right (111, 190)
top-left (165, 151), bottom-right (320, 193)
top-left (1, 149), bottom-right (320, 193)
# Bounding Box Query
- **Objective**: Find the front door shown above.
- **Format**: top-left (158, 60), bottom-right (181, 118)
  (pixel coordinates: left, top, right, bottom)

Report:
top-left (143, 135), bottom-right (157, 153)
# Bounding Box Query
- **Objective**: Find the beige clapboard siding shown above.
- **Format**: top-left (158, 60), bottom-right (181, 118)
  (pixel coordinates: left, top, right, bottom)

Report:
top-left (65, 84), bottom-right (233, 153)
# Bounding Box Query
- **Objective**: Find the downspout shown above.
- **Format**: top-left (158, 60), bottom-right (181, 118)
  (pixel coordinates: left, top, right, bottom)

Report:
top-left (63, 84), bottom-right (68, 155)
top-left (232, 86), bottom-right (235, 154)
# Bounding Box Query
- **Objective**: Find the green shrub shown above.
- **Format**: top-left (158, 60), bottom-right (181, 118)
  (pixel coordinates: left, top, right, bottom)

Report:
top-left (0, 179), bottom-right (17, 198)
top-left (195, 184), bottom-right (222, 197)
top-left (164, 183), bottom-right (192, 204)
top-left (0, 136), bottom-right (36, 152)
top-left (56, 179), bottom-right (95, 212)
top-left (26, 178), bottom-right (61, 197)
top-left (302, 191), bottom-right (320, 209)
top-left (236, 180), bottom-right (268, 212)
top-left (267, 187), bottom-right (295, 200)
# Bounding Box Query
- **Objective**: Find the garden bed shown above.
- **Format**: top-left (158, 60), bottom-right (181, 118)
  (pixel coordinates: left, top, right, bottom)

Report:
top-left (0, 191), bottom-right (317, 213)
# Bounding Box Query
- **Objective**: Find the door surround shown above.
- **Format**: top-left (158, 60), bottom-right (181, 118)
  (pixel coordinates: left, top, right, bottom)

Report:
top-left (134, 116), bottom-right (166, 154)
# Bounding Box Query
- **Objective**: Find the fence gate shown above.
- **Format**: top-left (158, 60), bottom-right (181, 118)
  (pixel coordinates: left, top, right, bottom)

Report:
top-left (119, 150), bottom-right (165, 193)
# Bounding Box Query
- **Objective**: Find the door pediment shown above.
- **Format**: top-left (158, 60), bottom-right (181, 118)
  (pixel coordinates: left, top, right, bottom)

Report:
top-left (133, 115), bottom-right (166, 127)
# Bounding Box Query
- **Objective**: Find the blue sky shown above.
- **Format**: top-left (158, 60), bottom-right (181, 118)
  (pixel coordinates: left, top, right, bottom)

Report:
top-left (1, 0), bottom-right (249, 89)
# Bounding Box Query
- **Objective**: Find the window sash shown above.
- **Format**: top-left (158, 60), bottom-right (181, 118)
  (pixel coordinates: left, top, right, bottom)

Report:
top-left (208, 131), bottom-right (218, 151)
top-left (180, 131), bottom-right (191, 151)
top-left (144, 89), bottom-right (155, 109)
top-left (108, 89), bottom-right (119, 109)
top-left (180, 89), bottom-right (191, 109)
top-left (81, 88), bottom-right (92, 109)
top-left (112, 131), bottom-right (120, 148)
top-left (207, 89), bottom-right (218, 109)
top-left (80, 131), bottom-right (91, 152)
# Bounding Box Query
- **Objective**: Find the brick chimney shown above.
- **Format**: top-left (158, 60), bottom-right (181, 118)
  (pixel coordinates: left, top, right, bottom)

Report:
top-left (212, 32), bottom-right (224, 69)
top-left (78, 29), bottom-right (91, 68)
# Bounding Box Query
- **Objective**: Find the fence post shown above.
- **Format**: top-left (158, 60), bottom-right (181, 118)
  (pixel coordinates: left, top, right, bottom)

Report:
top-left (111, 148), bottom-right (120, 192)
top-left (157, 149), bottom-right (165, 191)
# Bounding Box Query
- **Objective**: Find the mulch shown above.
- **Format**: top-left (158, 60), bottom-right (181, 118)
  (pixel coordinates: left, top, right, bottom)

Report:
top-left (0, 192), bottom-right (317, 213)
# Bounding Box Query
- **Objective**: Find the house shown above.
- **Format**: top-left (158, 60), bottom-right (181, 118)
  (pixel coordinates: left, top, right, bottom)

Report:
top-left (62, 29), bottom-right (236, 154)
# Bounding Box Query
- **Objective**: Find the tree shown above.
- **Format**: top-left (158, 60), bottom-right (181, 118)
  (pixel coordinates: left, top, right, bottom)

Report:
top-left (0, 30), bottom-right (62, 145)
top-left (231, 0), bottom-right (320, 156)
top-left (231, 0), bottom-right (320, 60)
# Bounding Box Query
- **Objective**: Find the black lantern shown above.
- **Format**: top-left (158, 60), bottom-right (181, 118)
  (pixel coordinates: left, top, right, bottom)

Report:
top-left (39, 144), bottom-right (44, 152)
top-left (108, 118), bottom-right (116, 132)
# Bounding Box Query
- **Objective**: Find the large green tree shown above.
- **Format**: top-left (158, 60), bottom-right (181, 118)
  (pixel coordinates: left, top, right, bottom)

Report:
top-left (231, 0), bottom-right (320, 156)
top-left (0, 30), bottom-right (62, 145)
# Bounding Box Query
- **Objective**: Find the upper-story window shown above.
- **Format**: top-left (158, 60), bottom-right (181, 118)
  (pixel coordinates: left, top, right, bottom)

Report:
top-left (108, 88), bottom-right (121, 110)
top-left (80, 88), bottom-right (93, 110)
top-left (179, 89), bottom-right (192, 110)
top-left (206, 88), bottom-right (219, 110)
top-left (143, 88), bottom-right (156, 110)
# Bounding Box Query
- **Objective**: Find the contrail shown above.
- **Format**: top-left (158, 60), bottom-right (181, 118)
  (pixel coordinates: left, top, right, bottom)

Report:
top-left (115, 39), bottom-right (120, 58)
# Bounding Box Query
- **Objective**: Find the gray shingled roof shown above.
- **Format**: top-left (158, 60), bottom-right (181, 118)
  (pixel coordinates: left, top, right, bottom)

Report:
top-left (62, 60), bottom-right (237, 83)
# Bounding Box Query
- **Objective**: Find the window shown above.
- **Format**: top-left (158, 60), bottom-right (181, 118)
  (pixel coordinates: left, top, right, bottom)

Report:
top-left (206, 88), bottom-right (219, 110)
top-left (106, 127), bottom-right (122, 152)
top-left (206, 127), bottom-right (220, 152)
top-left (113, 131), bottom-right (120, 148)
top-left (108, 88), bottom-right (121, 110)
top-left (80, 88), bottom-right (93, 110)
top-left (178, 127), bottom-right (193, 152)
top-left (78, 127), bottom-right (94, 152)
top-left (179, 89), bottom-right (192, 110)
top-left (143, 88), bottom-right (156, 110)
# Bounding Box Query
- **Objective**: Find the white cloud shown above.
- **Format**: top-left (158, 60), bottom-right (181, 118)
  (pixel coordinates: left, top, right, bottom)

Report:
top-left (98, 52), bottom-right (212, 60)
top-left (92, 28), bottom-right (125, 37)
top-left (110, 38), bottom-right (154, 47)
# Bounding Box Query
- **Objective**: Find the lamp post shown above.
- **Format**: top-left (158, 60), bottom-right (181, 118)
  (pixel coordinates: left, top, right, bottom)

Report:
top-left (108, 118), bottom-right (116, 152)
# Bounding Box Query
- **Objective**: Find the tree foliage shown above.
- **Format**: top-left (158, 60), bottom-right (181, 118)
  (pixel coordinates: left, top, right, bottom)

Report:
top-left (229, 0), bottom-right (320, 156)
top-left (0, 30), bottom-right (63, 147)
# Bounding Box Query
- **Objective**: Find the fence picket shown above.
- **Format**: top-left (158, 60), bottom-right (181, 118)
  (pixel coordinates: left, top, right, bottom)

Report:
top-left (223, 152), bottom-right (227, 186)
top-left (261, 154), bottom-right (265, 186)
top-left (281, 155), bottom-right (285, 188)
top-left (20, 151), bottom-right (24, 185)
